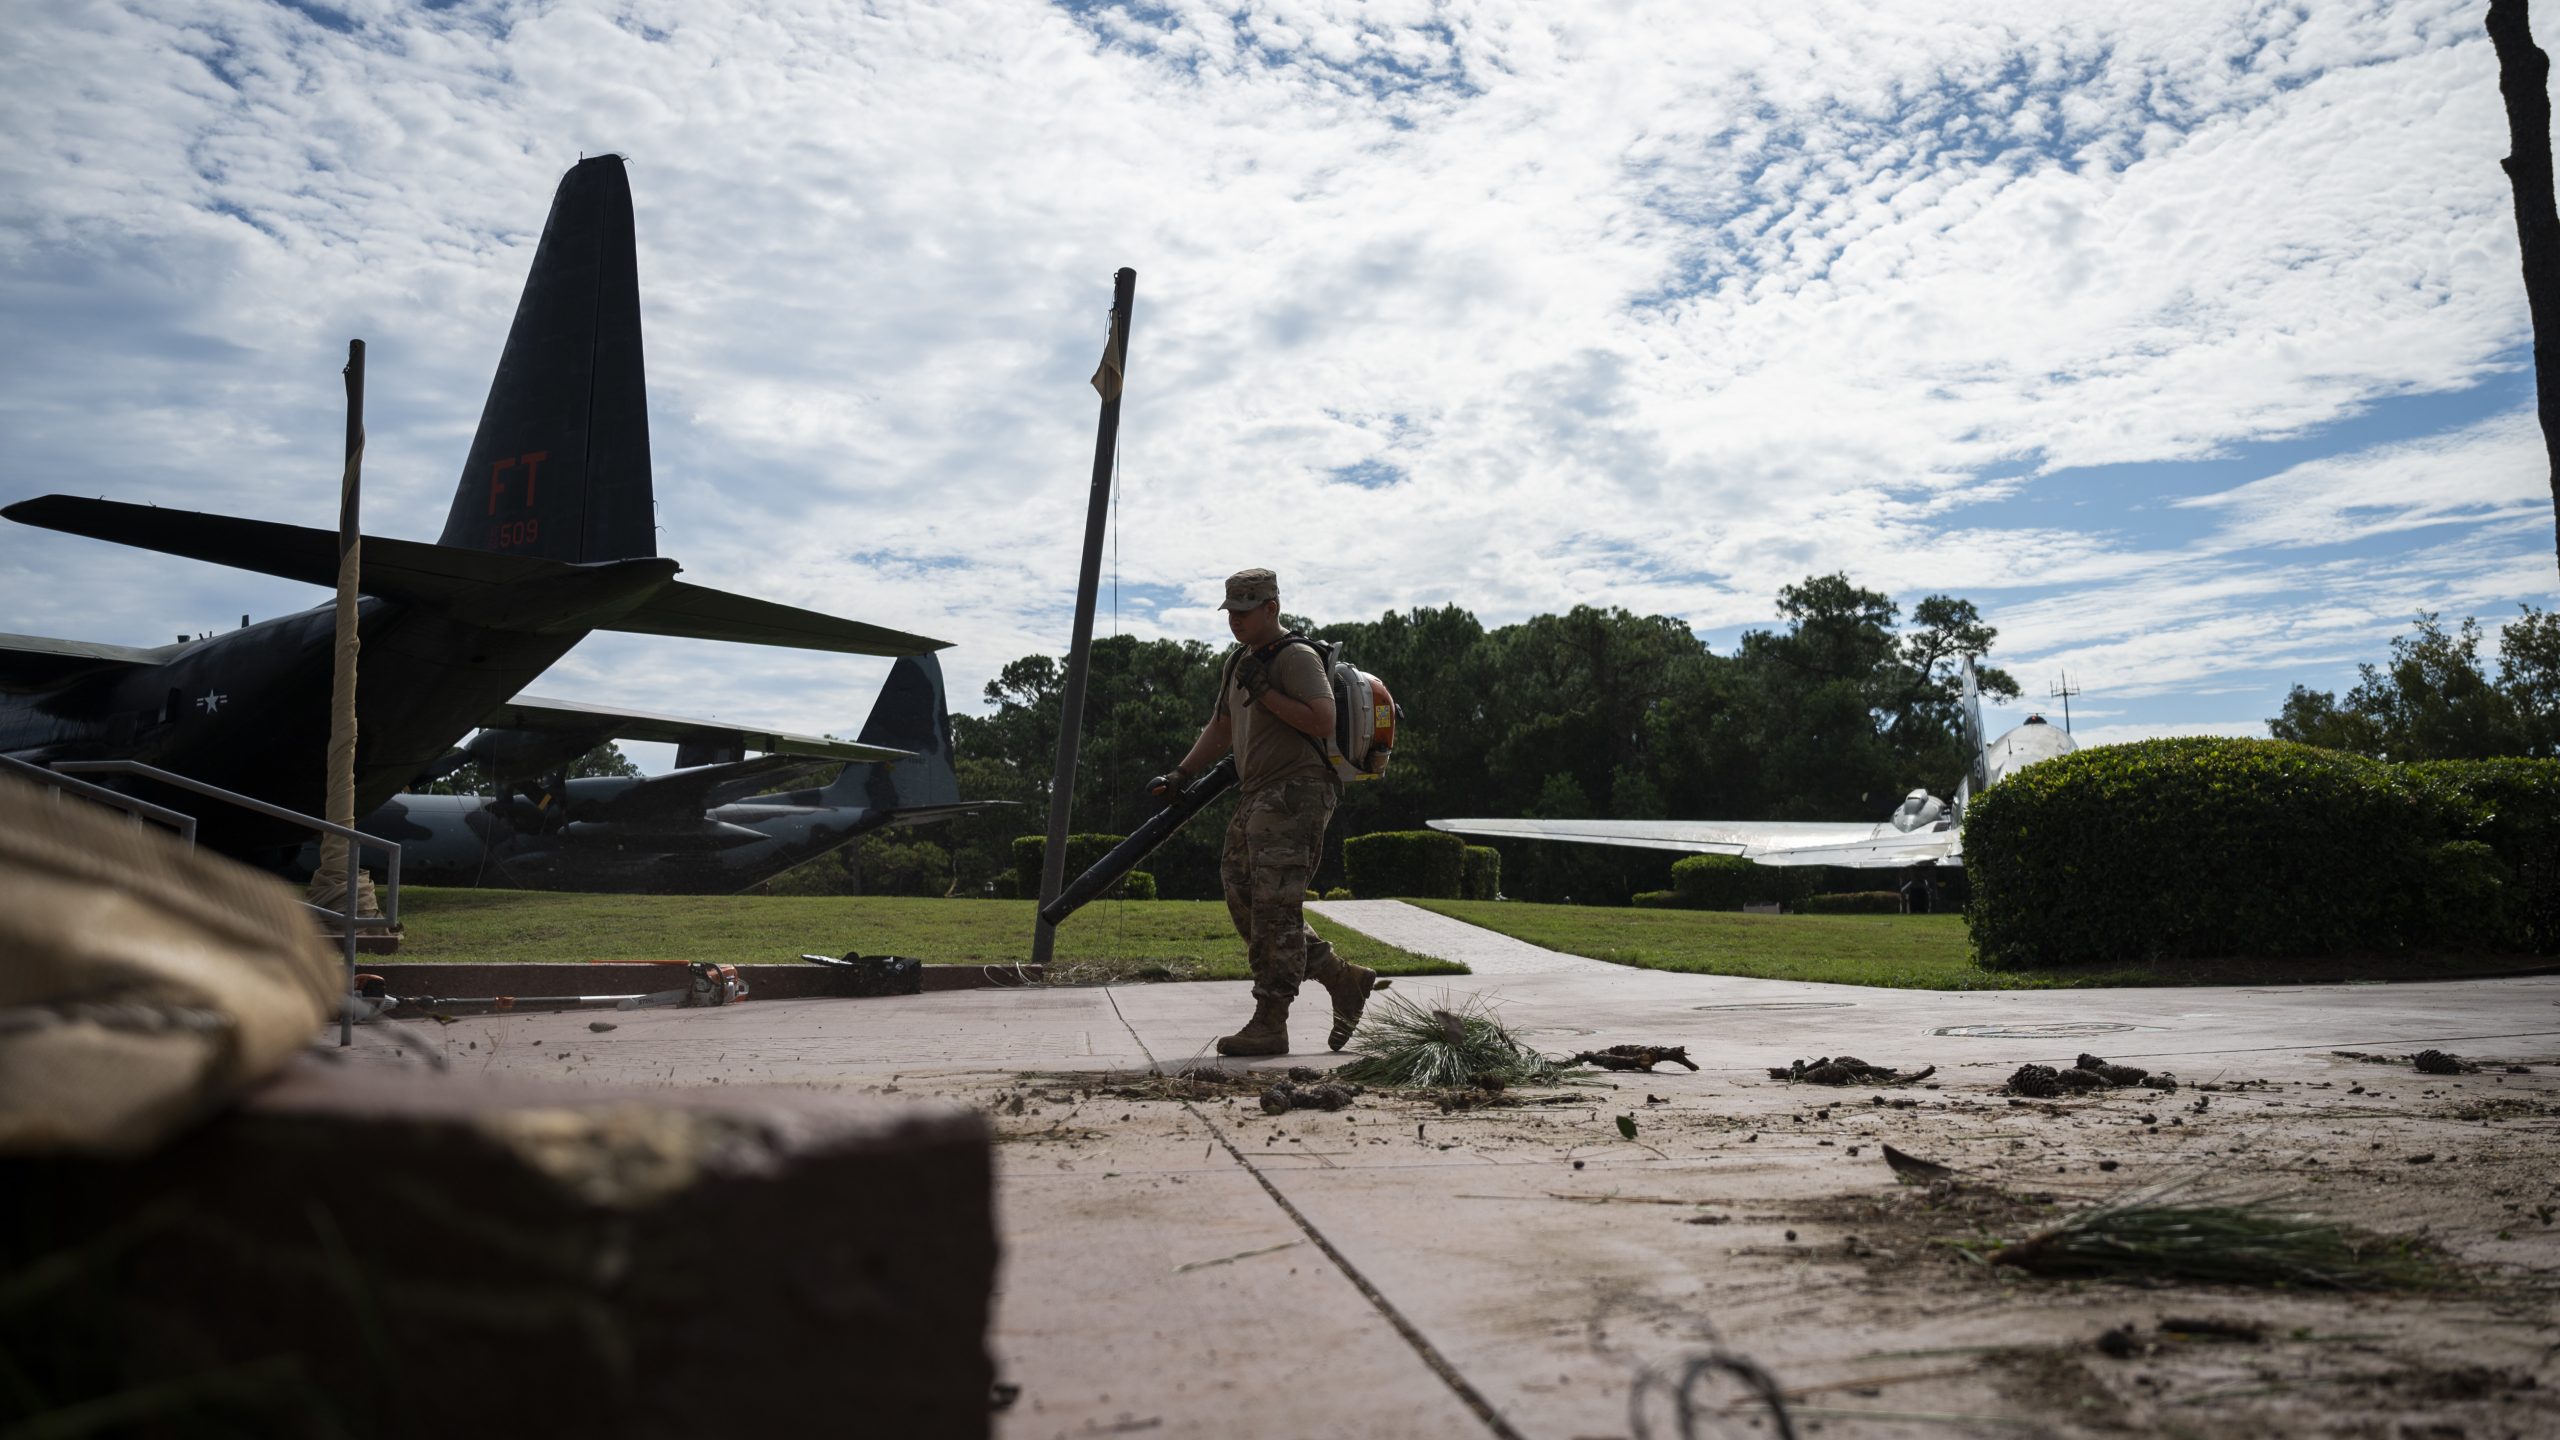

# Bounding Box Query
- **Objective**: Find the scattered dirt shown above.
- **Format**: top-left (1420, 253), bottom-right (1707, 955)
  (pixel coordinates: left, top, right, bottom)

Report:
top-left (1766, 1054), bottom-right (1938, 1085)
top-left (1260, 1078), bottom-right (1359, 1113)
top-left (970, 1052), bottom-right (2560, 1437)
top-left (2005, 1052), bottom-right (2180, 1097)
top-left (1568, 1044), bottom-right (1700, 1072)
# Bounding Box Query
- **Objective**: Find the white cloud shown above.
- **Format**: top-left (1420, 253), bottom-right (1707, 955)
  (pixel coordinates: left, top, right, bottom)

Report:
top-left (2056, 719), bottom-right (2269, 748)
top-left (0, 0), bottom-right (2551, 752)
top-left (2172, 409), bottom-right (2549, 549)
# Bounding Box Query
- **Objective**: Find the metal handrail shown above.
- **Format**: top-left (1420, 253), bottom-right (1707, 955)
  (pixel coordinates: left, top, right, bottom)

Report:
top-left (44, 759), bottom-right (403, 1048)
top-left (0, 753), bottom-right (200, 844)
top-left (49, 760), bottom-right (403, 927)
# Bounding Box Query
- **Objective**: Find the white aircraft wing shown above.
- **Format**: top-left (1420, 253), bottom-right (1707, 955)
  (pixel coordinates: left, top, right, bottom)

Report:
top-left (1740, 827), bottom-right (1960, 868)
top-left (1427, 817), bottom-right (1960, 869)
top-left (1429, 817), bottom-right (1878, 855)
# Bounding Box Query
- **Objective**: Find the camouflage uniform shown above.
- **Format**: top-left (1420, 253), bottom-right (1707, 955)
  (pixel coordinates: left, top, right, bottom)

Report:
top-left (1219, 776), bottom-right (1340, 1002)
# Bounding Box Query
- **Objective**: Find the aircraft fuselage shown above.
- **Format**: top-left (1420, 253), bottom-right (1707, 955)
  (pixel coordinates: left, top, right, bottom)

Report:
top-left (0, 597), bottom-right (584, 861)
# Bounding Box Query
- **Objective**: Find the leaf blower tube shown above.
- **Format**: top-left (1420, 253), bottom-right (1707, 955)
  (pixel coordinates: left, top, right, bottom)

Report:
top-left (1039, 757), bottom-right (1237, 927)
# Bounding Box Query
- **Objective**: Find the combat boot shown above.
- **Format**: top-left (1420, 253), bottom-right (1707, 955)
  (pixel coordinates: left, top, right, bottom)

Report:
top-left (1304, 952), bottom-right (1380, 1052)
top-left (1215, 996), bottom-right (1292, 1057)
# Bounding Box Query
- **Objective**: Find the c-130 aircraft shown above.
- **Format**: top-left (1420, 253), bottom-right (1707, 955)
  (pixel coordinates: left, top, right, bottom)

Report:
top-left (0, 156), bottom-right (945, 865)
top-left (339, 652), bottom-right (1010, 894)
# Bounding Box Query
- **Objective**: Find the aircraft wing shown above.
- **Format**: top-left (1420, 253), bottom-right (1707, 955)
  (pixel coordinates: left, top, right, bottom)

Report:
top-left (1427, 817), bottom-right (1881, 855)
top-left (0, 631), bottom-right (181, 688)
top-left (488, 694), bottom-right (913, 764)
top-left (1735, 828), bottom-right (1961, 869)
top-left (579, 755), bottom-right (835, 823)
top-left (4, 497), bottom-right (949, 656)
top-left (874, 799), bottom-right (1017, 826)
top-left (1428, 816), bottom-right (1959, 868)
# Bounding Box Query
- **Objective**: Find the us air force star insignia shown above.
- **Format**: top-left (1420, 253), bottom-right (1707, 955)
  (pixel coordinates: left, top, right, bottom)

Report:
top-left (196, 692), bottom-right (227, 713)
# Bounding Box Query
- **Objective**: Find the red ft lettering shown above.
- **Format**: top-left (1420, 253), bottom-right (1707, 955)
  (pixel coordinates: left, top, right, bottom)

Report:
top-left (488, 456), bottom-right (517, 515)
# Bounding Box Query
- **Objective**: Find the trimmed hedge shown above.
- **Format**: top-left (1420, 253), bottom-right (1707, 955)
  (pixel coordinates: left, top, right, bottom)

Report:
top-left (1323, 887), bottom-right (1354, 900)
top-left (1661, 855), bottom-right (1822, 910)
top-left (1963, 738), bottom-right (2560, 967)
top-left (1461, 846), bottom-right (1502, 901)
top-left (1344, 830), bottom-right (1466, 899)
top-left (1012, 833), bottom-right (1137, 901)
top-left (1798, 890), bottom-right (1903, 914)
top-left (2409, 759), bottom-right (2560, 953)
top-left (1670, 855), bottom-right (1764, 909)
top-left (1631, 889), bottom-right (1682, 908)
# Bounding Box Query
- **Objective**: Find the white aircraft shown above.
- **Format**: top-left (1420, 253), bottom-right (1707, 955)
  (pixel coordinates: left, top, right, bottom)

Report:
top-left (1429, 657), bottom-right (2076, 869)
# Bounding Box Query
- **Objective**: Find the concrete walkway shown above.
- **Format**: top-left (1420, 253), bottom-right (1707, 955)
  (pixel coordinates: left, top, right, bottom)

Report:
top-left (352, 902), bottom-right (2560, 1439)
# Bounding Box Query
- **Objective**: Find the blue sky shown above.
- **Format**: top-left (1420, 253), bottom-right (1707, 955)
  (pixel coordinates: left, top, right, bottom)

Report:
top-left (2, 0), bottom-right (2554, 770)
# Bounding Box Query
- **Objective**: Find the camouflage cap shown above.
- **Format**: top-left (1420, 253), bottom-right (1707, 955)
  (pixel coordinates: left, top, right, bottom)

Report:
top-left (1220, 568), bottom-right (1279, 611)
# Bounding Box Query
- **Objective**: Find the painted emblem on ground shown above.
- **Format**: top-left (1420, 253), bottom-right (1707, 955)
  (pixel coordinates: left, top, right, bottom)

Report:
top-left (1931, 1021), bottom-right (2163, 1039)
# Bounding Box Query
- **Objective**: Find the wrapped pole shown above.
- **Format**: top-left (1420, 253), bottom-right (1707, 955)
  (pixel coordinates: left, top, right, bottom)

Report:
top-left (319, 340), bottom-right (364, 1044)
top-left (1030, 269), bottom-right (1135, 966)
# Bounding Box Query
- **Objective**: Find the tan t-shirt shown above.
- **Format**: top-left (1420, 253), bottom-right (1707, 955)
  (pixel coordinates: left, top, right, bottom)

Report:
top-left (1218, 641), bottom-right (1333, 793)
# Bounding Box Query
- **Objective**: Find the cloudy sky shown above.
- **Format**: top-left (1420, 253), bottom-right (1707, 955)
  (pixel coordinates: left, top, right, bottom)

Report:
top-left (4, 0), bottom-right (2554, 769)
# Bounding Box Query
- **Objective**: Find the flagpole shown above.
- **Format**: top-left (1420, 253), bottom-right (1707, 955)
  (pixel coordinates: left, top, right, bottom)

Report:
top-left (1031, 269), bottom-right (1135, 967)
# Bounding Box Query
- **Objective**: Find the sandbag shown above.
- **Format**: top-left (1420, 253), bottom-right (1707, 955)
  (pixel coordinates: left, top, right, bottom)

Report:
top-left (0, 771), bottom-right (339, 1154)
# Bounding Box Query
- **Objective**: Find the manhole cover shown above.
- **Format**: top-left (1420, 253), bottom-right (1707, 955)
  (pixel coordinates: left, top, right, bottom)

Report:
top-left (1931, 1021), bottom-right (2160, 1039)
top-left (1693, 1001), bottom-right (1856, 1011)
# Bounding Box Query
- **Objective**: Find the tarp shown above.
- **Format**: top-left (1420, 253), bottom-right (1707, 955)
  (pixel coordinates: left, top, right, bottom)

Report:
top-left (0, 771), bottom-right (338, 1154)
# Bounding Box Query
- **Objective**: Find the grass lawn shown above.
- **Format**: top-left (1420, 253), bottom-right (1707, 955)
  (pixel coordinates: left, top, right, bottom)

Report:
top-left (1409, 899), bottom-right (2544, 990)
top-left (395, 888), bottom-right (1463, 985)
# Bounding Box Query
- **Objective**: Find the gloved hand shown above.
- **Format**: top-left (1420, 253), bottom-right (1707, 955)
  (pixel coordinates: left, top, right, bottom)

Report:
top-left (1234, 651), bottom-right (1274, 702)
top-left (1147, 768), bottom-right (1191, 799)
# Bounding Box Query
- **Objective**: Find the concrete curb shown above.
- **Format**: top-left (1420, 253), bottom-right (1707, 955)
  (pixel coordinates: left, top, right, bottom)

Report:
top-left (358, 960), bottom-right (1045, 998)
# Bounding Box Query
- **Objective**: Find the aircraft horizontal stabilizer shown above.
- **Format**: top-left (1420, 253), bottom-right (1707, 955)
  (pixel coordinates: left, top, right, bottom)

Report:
top-left (598, 580), bottom-right (946, 656)
top-left (487, 694), bottom-right (914, 765)
top-left (5, 496), bottom-right (948, 657)
top-left (0, 630), bottom-right (180, 688)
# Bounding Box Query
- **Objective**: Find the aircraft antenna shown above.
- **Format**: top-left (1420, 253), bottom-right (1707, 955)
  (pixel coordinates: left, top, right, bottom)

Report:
top-left (2048, 672), bottom-right (2081, 735)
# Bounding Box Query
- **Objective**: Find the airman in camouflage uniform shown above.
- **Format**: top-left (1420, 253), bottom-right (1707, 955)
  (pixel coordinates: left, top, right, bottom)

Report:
top-left (1155, 569), bottom-right (1377, 1056)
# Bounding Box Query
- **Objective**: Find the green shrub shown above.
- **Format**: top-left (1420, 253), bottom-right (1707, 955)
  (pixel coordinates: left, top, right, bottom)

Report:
top-left (1670, 854), bottom-right (1757, 908)
top-left (1461, 846), bottom-right (1502, 901)
top-left (1962, 738), bottom-right (2527, 968)
top-left (1631, 889), bottom-right (1681, 908)
top-left (1797, 890), bottom-right (1903, 914)
top-left (1344, 830), bottom-right (1466, 898)
top-left (1323, 887), bottom-right (1354, 900)
top-left (2408, 758), bottom-right (2560, 951)
top-left (1012, 833), bottom-right (1135, 901)
top-left (1665, 854), bottom-right (1819, 909)
top-left (1124, 871), bottom-right (1157, 901)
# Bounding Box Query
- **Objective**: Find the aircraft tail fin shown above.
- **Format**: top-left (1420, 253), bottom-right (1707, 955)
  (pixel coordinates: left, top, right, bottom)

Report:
top-left (437, 155), bottom-right (655, 563)
top-left (827, 655), bottom-right (962, 811)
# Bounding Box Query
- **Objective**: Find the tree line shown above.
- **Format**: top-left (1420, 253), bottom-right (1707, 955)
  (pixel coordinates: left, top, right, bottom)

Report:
top-left (2269, 607), bottom-right (2560, 761)
top-left (792, 573), bottom-right (2019, 903)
